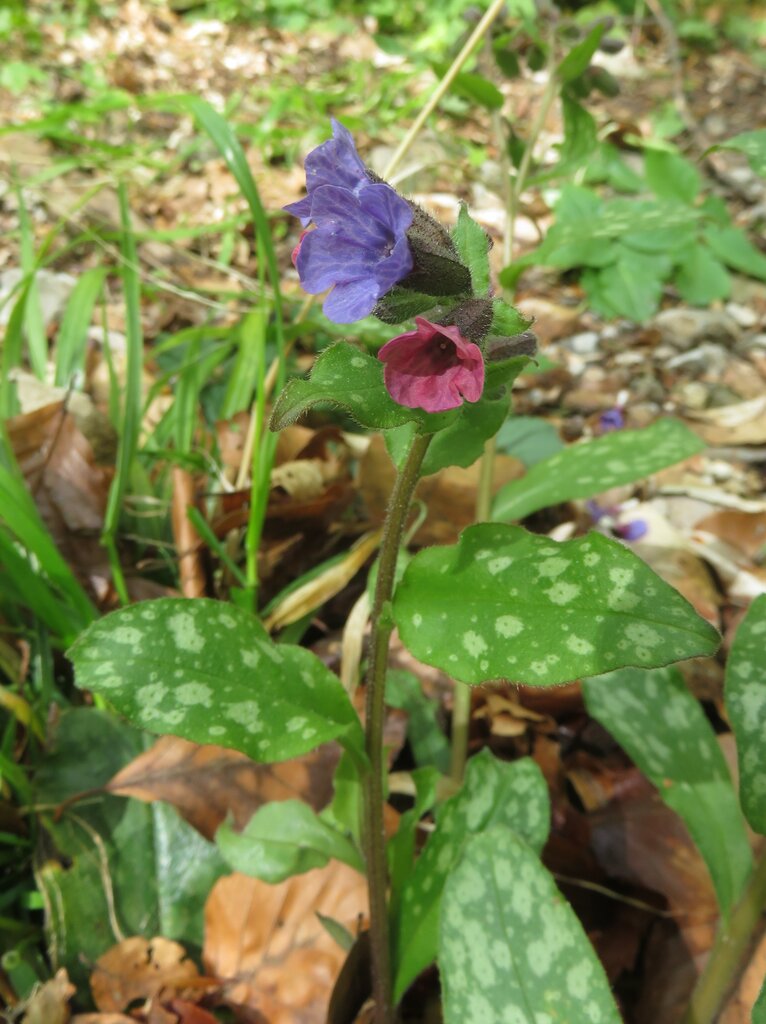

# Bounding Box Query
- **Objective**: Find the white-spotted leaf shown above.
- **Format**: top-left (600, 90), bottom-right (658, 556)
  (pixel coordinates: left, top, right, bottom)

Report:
top-left (269, 341), bottom-right (457, 434)
top-left (725, 594), bottom-right (766, 835)
top-left (393, 751), bottom-right (549, 1001)
top-left (583, 666), bottom-right (752, 917)
top-left (439, 827), bottom-right (622, 1024)
top-left (68, 599), bottom-right (365, 763)
top-left (493, 418), bottom-right (704, 521)
top-left (393, 525), bottom-right (719, 687)
top-left (216, 799), bottom-right (364, 883)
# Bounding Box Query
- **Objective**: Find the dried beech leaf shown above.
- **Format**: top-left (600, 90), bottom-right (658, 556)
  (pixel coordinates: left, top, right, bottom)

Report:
top-left (106, 736), bottom-right (340, 841)
top-left (203, 866), bottom-right (367, 1024)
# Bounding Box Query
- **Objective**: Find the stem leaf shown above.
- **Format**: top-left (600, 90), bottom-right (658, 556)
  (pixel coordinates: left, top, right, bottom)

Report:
top-left (584, 666), bottom-right (752, 917)
top-left (394, 751), bottom-right (549, 1001)
top-left (68, 598), bottom-right (365, 763)
top-left (439, 827), bottom-right (622, 1024)
top-left (725, 594), bottom-right (766, 835)
top-left (393, 524), bottom-right (719, 686)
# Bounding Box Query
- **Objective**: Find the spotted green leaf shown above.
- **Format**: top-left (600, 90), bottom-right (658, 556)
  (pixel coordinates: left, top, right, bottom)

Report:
top-left (393, 751), bottom-right (549, 1001)
top-left (216, 800), bottom-right (364, 883)
top-left (493, 418), bottom-right (704, 521)
top-left (725, 595), bottom-right (766, 835)
top-left (269, 341), bottom-right (457, 434)
top-left (583, 667), bottom-right (752, 917)
top-left (452, 203), bottom-right (491, 296)
top-left (68, 599), bottom-right (365, 764)
top-left (439, 827), bottom-right (622, 1024)
top-left (393, 524), bottom-right (719, 687)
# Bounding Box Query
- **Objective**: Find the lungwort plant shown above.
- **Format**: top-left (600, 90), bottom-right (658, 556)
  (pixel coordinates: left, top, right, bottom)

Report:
top-left (69, 120), bottom-right (751, 1024)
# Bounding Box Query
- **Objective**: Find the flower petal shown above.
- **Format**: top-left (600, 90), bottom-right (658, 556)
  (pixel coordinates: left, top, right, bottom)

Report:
top-left (309, 185), bottom-right (392, 249)
top-left (304, 119), bottom-right (368, 197)
top-left (323, 278), bottom-right (380, 323)
top-left (374, 235), bottom-right (414, 295)
top-left (296, 229), bottom-right (378, 293)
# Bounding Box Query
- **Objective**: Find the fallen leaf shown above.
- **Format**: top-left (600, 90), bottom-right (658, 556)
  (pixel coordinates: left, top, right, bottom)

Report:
top-left (90, 937), bottom-right (200, 1013)
top-left (106, 736), bottom-right (340, 841)
top-left (22, 969), bottom-right (75, 1024)
top-left (203, 866), bottom-right (368, 1024)
top-left (684, 395), bottom-right (766, 445)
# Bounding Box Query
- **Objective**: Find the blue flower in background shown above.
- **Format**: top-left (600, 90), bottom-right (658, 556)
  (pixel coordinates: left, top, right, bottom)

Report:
top-left (284, 119), bottom-right (371, 225)
top-left (285, 123), bottom-right (414, 322)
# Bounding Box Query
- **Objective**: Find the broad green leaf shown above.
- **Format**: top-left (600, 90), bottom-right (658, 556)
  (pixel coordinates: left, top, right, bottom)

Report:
top-left (394, 751), bottom-right (549, 1001)
top-left (587, 251), bottom-right (667, 321)
top-left (393, 524), bottom-right (719, 687)
top-left (556, 22), bottom-right (607, 83)
top-left (644, 148), bottom-right (701, 204)
top-left (35, 708), bottom-right (227, 989)
top-left (725, 594), bottom-right (766, 834)
top-left (444, 69), bottom-right (504, 110)
top-left (216, 800), bottom-right (364, 882)
top-left (712, 129), bottom-right (766, 177)
top-left (495, 416), bottom-right (563, 466)
top-left (583, 667), bottom-right (752, 917)
top-left (675, 245), bottom-right (731, 305)
top-left (493, 418), bottom-right (704, 522)
top-left (269, 342), bottom-right (457, 434)
top-left (705, 225), bottom-right (766, 281)
top-left (68, 598), bottom-right (365, 763)
top-left (452, 203), bottom-right (491, 296)
top-left (439, 828), bottom-right (622, 1024)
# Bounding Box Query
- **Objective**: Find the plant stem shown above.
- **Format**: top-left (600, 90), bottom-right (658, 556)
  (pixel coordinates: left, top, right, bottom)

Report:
top-left (363, 432), bottom-right (431, 1024)
top-left (682, 851), bottom-right (766, 1024)
top-left (383, 0), bottom-right (508, 181)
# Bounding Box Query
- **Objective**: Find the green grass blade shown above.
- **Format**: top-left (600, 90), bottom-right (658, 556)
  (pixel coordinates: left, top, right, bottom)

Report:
top-left (54, 266), bottom-right (107, 387)
top-left (101, 184), bottom-right (143, 605)
top-left (17, 185), bottom-right (47, 380)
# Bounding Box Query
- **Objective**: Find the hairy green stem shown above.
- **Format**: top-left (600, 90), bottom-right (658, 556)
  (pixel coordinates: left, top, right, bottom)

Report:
top-left (363, 432), bottom-right (431, 1024)
top-left (682, 852), bottom-right (766, 1024)
top-left (383, 0), bottom-right (508, 180)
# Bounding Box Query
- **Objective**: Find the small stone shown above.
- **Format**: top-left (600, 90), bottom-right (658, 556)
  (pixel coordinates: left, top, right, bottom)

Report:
top-left (613, 351), bottom-right (646, 366)
top-left (565, 330), bottom-right (600, 355)
top-left (724, 302), bottom-right (759, 329)
top-left (666, 342), bottom-right (729, 376)
top-left (676, 381), bottom-right (710, 410)
top-left (653, 308), bottom-right (740, 350)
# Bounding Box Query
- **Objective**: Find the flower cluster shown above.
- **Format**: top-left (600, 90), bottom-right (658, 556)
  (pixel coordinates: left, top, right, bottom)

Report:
top-left (284, 120), bottom-right (490, 413)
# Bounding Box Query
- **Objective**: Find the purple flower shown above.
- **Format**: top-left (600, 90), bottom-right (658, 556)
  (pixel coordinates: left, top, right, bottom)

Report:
top-left (587, 500), bottom-right (647, 542)
top-left (292, 182), bottom-right (414, 323)
top-left (378, 317), bottom-right (485, 413)
top-left (284, 119), bottom-right (369, 225)
top-left (614, 518), bottom-right (648, 541)
top-left (599, 408), bottom-right (625, 432)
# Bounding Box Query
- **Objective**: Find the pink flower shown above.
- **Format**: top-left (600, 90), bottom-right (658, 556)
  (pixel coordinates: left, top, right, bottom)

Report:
top-left (378, 317), bottom-right (485, 413)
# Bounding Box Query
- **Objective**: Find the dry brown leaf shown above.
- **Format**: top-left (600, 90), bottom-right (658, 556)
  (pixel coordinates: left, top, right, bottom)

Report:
top-left (90, 937), bottom-right (200, 1014)
top-left (359, 434), bottom-right (524, 546)
top-left (695, 507), bottom-right (766, 559)
top-left (106, 736), bottom-right (339, 841)
top-left (71, 1016), bottom-right (135, 1023)
top-left (22, 969), bottom-right (75, 1024)
top-left (203, 867), bottom-right (368, 1024)
top-left (684, 395), bottom-right (766, 445)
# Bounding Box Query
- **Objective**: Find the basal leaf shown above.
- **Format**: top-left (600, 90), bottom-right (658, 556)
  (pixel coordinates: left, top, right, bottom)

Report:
top-left (644, 148), bottom-right (701, 204)
top-left (493, 418), bottom-right (704, 521)
top-left (68, 599), bottom-right (365, 764)
top-left (216, 800), bottom-right (364, 883)
top-left (725, 594), bottom-right (766, 835)
top-left (452, 203), bottom-right (491, 296)
top-left (269, 341), bottom-right (457, 434)
top-left (584, 666), bottom-right (752, 917)
top-left (675, 245), bottom-right (731, 306)
top-left (439, 828), bottom-right (621, 1024)
top-left (393, 524), bottom-right (719, 687)
top-left (394, 751), bottom-right (549, 1001)
top-left (705, 225), bottom-right (766, 282)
